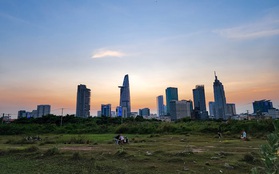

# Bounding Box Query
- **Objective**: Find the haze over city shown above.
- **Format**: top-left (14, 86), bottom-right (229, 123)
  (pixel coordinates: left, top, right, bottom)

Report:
top-left (1, 0), bottom-right (279, 118)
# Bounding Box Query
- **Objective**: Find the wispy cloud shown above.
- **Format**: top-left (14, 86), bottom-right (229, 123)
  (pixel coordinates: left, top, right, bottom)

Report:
top-left (91, 49), bottom-right (125, 59)
top-left (0, 12), bottom-right (30, 25)
top-left (214, 18), bottom-right (279, 40)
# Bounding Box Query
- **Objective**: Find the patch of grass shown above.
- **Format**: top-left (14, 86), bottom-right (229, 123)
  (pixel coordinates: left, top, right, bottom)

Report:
top-left (71, 152), bottom-right (82, 160)
top-left (0, 133), bottom-right (266, 174)
top-left (24, 145), bottom-right (39, 152)
top-left (44, 147), bottom-right (59, 156)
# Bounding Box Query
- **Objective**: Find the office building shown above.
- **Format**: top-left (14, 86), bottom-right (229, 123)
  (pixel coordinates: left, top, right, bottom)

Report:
top-left (119, 74), bottom-right (131, 117)
top-left (165, 87), bottom-right (178, 115)
top-left (213, 73), bottom-right (227, 120)
top-left (76, 84), bottom-right (91, 118)
top-left (116, 106), bottom-right (128, 118)
top-left (37, 105), bottom-right (51, 118)
top-left (101, 104), bottom-right (111, 117)
top-left (193, 85), bottom-right (208, 120)
top-left (208, 101), bottom-right (215, 117)
top-left (226, 103), bottom-right (236, 116)
top-left (139, 108), bottom-right (150, 117)
top-left (18, 110), bottom-right (27, 119)
top-left (169, 100), bottom-right (192, 121)
top-left (157, 95), bottom-right (165, 117)
top-left (253, 100), bottom-right (273, 114)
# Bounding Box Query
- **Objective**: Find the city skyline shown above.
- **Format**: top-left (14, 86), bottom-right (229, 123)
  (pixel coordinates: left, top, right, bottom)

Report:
top-left (0, 0), bottom-right (279, 118)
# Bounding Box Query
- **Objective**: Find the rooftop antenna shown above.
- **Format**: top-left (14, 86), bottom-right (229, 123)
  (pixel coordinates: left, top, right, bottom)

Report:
top-left (214, 71), bottom-right (217, 80)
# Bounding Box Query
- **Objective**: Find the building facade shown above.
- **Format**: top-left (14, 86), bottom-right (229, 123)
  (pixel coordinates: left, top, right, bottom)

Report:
top-left (213, 73), bottom-right (227, 120)
top-left (253, 100), bottom-right (273, 114)
top-left (193, 85), bottom-right (208, 120)
top-left (101, 104), bottom-right (111, 117)
top-left (157, 95), bottom-right (165, 117)
top-left (119, 74), bottom-right (131, 117)
top-left (169, 100), bottom-right (192, 121)
top-left (18, 110), bottom-right (27, 119)
top-left (165, 87), bottom-right (178, 115)
top-left (226, 103), bottom-right (236, 116)
top-left (76, 84), bottom-right (91, 118)
top-left (37, 105), bottom-right (51, 118)
top-left (208, 101), bottom-right (215, 117)
top-left (139, 108), bottom-right (150, 117)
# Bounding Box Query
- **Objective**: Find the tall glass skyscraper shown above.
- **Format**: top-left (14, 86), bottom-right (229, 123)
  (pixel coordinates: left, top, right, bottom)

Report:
top-left (193, 85), bottom-right (208, 120)
top-left (119, 74), bottom-right (131, 117)
top-left (165, 87), bottom-right (178, 115)
top-left (76, 84), bottom-right (91, 118)
top-left (213, 73), bottom-right (227, 120)
top-left (157, 95), bottom-right (164, 117)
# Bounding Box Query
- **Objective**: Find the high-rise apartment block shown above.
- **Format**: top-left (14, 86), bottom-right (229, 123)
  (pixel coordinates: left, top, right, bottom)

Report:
top-left (76, 84), bottom-right (91, 118)
top-left (165, 87), bottom-right (178, 115)
top-left (169, 100), bottom-right (192, 121)
top-left (101, 104), bottom-right (111, 117)
top-left (157, 95), bottom-right (165, 117)
top-left (213, 73), bottom-right (227, 120)
top-left (37, 105), bottom-right (51, 118)
top-left (119, 74), bottom-right (131, 117)
top-left (226, 103), bottom-right (236, 116)
top-left (193, 85), bottom-right (208, 120)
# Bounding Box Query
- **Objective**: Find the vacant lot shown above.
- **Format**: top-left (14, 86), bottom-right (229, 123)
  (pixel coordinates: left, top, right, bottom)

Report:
top-left (0, 133), bottom-right (265, 174)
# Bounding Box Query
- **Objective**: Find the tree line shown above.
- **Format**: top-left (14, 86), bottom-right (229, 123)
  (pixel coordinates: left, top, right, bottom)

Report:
top-left (0, 115), bottom-right (277, 135)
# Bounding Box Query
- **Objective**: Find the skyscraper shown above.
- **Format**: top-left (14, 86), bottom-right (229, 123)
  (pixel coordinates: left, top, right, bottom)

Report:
top-left (213, 72), bottom-right (227, 120)
top-left (193, 85), bottom-right (208, 120)
top-left (76, 84), bottom-right (91, 118)
top-left (157, 95), bottom-right (165, 117)
top-left (37, 105), bottom-right (51, 118)
top-left (119, 74), bottom-right (131, 117)
top-left (165, 87), bottom-right (178, 115)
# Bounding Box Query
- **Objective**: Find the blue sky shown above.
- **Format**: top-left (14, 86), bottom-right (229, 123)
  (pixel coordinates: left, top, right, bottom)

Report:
top-left (1, 0), bottom-right (279, 117)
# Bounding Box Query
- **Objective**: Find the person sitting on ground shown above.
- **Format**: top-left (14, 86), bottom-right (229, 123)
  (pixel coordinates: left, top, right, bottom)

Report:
top-left (241, 130), bottom-right (247, 141)
top-left (119, 135), bottom-right (125, 144)
top-left (114, 134), bottom-right (120, 144)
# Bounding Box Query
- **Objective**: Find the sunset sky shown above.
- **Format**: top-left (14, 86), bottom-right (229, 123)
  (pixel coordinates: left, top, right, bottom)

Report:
top-left (1, 0), bottom-right (279, 118)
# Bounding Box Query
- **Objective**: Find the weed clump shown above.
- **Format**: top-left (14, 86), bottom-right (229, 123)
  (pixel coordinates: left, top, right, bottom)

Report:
top-left (25, 145), bottom-right (39, 152)
top-left (44, 147), bottom-right (59, 156)
top-left (72, 152), bottom-right (82, 160)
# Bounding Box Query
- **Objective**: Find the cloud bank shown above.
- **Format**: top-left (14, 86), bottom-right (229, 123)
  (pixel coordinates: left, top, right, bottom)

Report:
top-left (92, 49), bottom-right (125, 58)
